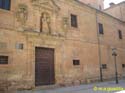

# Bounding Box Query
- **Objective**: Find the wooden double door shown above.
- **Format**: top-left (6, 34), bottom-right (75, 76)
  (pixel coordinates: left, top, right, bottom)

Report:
top-left (35, 47), bottom-right (55, 86)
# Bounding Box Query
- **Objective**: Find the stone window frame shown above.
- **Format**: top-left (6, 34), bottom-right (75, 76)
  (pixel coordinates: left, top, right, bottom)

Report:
top-left (68, 11), bottom-right (80, 31)
top-left (0, 0), bottom-right (14, 16)
top-left (0, 52), bottom-right (12, 65)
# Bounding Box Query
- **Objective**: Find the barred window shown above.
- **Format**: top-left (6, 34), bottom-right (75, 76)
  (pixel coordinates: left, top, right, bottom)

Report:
top-left (16, 43), bottom-right (24, 50)
top-left (0, 56), bottom-right (8, 64)
top-left (73, 60), bottom-right (80, 66)
top-left (102, 64), bottom-right (107, 69)
top-left (71, 14), bottom-right (78, 28)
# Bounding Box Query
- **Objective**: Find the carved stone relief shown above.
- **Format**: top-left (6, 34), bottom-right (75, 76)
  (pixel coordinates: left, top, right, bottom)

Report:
top-left (31, 0), bottom-right (63, 36)
top-left (31, 0), bottom-right (60, 12)
top-left (54, 17), bottom-right (68, 37)
top-left (63, 17), bottom-right (69, 29)
top-left (16, 4), bottom-right (28, 25)
top-left (40, 12), bottom-right (51, 34)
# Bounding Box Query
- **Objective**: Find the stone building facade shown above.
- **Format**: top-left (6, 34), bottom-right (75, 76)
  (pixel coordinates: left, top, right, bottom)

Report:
top-left (104, 1), bottom-right (125, 21)
top-left (0, 0), bottom-right (125, 89)
top-left (79, 0), bottom-right (104, 10)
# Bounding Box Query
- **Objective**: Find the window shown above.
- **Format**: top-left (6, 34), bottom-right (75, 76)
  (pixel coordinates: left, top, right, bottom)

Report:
top-left (71, 14), bottom-right (78, 28)
top-left (98, 23), bottom-right (104, 34)
top-left (0, 56), bottom-right (8, 64)
top-left (73, 60), bottom-right (80, 66)
top-left (99, 5), bottom-right (102, 10)
top-left (0, 0), bottom-right (11, 10)
top-left (102, 64), bottom-right (107, 69)
top-left (122, 64), bottom-right (125, 68)
top-left (16, 43), bottom-right (24, 50)
top-left (118, 30), bottom-right (122, 39)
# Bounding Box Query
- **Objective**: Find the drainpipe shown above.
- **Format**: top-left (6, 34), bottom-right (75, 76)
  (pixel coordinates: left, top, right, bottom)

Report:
top-left (95, 10), bottom-right (103, 82)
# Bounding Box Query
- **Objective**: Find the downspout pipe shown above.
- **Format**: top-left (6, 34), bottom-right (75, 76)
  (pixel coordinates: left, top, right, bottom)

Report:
top-left (95, 10), bottom-right (103, 82)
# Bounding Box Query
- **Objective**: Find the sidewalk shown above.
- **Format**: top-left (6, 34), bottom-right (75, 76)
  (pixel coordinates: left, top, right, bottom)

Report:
top-left (17, 80), bottom-right (125, 93)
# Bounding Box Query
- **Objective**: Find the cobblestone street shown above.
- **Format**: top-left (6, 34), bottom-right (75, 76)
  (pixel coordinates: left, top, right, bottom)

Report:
top-left (17, 80), bottom-right (125, 93)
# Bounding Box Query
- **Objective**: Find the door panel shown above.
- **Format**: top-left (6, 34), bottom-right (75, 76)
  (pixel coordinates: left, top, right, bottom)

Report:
top-left (35, 47), bottom-right (55, 86)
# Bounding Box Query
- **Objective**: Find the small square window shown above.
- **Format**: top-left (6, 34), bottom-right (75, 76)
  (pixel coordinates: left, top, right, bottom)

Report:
top-left (0, 56), bottom-right (8, 64)
top-left (102, 64), bottom-right (107, 69)
top-left (16, 43), bottom-right (24, 50)
top-left (73, 60), bottom-right (80, 66)
top-left (122, 64), bottom-right (125, 68)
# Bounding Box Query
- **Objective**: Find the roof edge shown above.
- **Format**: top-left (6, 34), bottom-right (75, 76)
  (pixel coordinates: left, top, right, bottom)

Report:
top-left (75, 0), bottom-right (125, 23)
top-left (104, 1), bottom-right (125, 11)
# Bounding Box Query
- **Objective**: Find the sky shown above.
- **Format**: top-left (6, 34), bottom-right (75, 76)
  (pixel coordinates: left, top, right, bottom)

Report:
top-left (104, 0), bottom-right (125, 8)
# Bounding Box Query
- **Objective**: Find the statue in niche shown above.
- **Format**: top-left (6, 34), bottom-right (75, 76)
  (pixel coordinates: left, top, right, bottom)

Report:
top-left (16, 4), bottom-right (28, 25)
top-left (40, 12), bottom-right (51, 34)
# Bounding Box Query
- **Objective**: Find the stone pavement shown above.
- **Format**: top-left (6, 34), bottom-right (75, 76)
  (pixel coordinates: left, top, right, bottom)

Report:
top-left (17, 80), bottom-right (125, 93)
